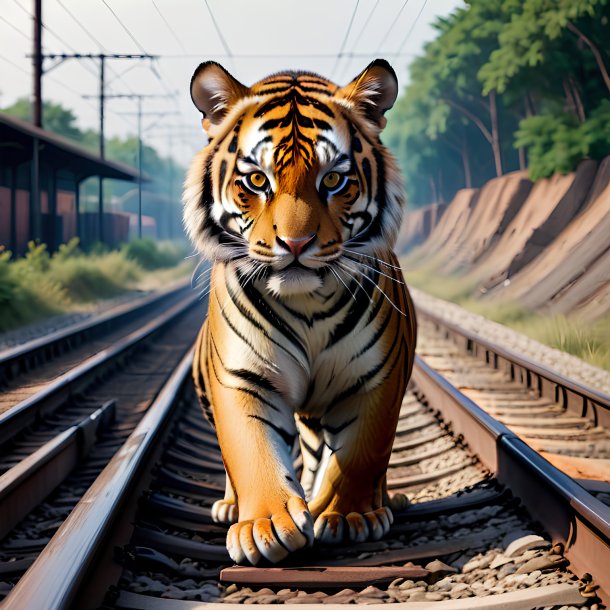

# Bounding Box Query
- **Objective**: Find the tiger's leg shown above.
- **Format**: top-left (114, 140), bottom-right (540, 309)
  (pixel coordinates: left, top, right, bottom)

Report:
top-left (212, 476), bottom-right (238, 524)
top-left (295, 415), bottom-right (325, 501)
top-left (308, 371), bottom-right (407, 545)
top-left (210, 382), bottom-right (314, 564)
top-left (194, 321), bottom-right (238, 525)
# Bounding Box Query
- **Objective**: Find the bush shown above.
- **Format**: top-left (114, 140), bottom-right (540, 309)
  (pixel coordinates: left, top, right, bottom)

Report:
top-left (0, 238), bottom-right (188, 333)
top-left (515, 101), bottom-right (610, 180)
top-left (121, 239), bottom-right (184, 270)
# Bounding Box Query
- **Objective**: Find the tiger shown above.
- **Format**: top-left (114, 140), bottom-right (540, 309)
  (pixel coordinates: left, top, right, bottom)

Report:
top-left (183, 58), bottom-right (417, 566)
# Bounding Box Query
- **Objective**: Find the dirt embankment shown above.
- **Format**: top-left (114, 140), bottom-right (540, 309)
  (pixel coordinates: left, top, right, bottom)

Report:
top-left (399, 155), bottom-right (610, 319)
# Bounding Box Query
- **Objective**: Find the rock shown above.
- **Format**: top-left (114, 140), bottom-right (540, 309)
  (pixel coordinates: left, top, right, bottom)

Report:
top-left (497, 563), bottom-right (517, 579)
top-left (408, 591), bottom-right (429, 601)
top-left (360, 586), bottom-right (386, 599)
top-left (524, 570), bottom-right (542, 585)
top-left (425, 592), bottom-right (445, 601)
top-left (516, 554), bottom-right (568, 574)
top-left (505, 534), bottom-right (550, 557)
top-left (490, 554), bottom-right (513, 569)
top-left (426, 559), bottom-right (457, 574)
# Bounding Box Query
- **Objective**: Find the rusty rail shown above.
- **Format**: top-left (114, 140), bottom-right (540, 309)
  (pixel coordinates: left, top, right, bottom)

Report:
top-left (412, 355), bottom-right (610, 602)
top-left (417, 305), bottom-right (610, 428)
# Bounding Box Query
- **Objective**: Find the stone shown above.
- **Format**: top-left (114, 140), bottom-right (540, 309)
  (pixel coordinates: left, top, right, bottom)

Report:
top-left (490, 554), bottom-right (512, 569)
top-left (505, 534), bottom-right (550, 557)
top-left (516, 554), bottom-right (568, 574)
top-left (426, 559), bottom-right (457, 574)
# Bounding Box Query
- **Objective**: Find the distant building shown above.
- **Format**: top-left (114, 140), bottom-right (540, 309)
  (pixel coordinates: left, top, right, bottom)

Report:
top-left (0, 112), bottom-right (140, 255)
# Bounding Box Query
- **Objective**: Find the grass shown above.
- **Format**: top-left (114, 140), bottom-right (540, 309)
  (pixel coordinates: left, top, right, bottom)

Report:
top-left (0, 238), bottom-right (192, 334)
top-left (402, 262), bottom-right (610, 372)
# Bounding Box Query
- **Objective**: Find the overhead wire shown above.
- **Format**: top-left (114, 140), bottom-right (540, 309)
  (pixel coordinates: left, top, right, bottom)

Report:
top-left (337, 0), bottom-right (380, 81)
top-left (0, 14), bottom-right (29, 39)
top-left (374, 0), bottom-right (411, 53)
top-left (100, 0), bottom-right (148, 54)
top-left (394, 0), bottom-right (429, 56)
top-left (329, 0), bottom-right (360, 80)
top-left (55, 0), bottom-right (137, 94)
top-left (151, 0), bottom-right (187, 54)
top-left (203, 0), bottom-right (233, 59)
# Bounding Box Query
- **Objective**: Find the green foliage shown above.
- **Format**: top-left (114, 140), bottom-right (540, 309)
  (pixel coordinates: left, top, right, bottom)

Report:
top-left (515, 100), bottom-right (610, 179)
top-left (385, 0), bottom-right (610, 205)
top-left (121, 239), bottom-right (184, 270)
top-left (0, 239), bottom-right (188, 333)
top-left (24, 241), bottom-right (51, 272)
top-left (54, 237), bottom-right (82, 261)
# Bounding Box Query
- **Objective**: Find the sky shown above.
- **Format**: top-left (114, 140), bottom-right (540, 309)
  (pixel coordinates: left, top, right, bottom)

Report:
top-left (0, 0), bottom-right (462, 165)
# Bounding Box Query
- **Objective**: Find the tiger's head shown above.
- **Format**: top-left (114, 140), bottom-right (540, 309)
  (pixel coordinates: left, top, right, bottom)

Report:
top-left (183, 59), bottom-right (404, 297)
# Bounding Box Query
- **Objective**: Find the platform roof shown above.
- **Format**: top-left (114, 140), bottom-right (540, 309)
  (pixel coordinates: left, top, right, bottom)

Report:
top-left (0, 112), bottom-right (141, 182)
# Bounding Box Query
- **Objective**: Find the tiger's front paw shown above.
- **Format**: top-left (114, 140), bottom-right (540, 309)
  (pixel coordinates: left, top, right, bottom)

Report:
top-left (212, 499), bottom-right (238, 524)
top-left (314, 506), bottom-right (393, 545)
top-left (226, 496), bottom-right (314, 565)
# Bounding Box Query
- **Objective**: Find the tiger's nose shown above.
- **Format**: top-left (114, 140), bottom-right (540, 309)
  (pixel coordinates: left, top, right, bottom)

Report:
top-left (276, 233), bottom-right (316, 258)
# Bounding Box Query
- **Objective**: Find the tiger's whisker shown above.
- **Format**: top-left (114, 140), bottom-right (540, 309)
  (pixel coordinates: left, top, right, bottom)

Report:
top-left (340, 260), bottom-right (408, 318)
top-left (342, 248), bottom-right (403, 270)
top-left (343, 255), bottom-right (405, 284)
top-left (336, 261), bottom-right (375, 305)
top-left (330, 267), bottom-right (358, 305)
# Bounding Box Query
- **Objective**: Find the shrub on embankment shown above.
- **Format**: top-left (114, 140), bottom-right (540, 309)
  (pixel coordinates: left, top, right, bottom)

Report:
top-left (0, 238), bottom-right (188, 333)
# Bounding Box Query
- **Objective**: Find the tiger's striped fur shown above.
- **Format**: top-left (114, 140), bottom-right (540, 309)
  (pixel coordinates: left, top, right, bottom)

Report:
top-left (183, 59), bottom-right (417, 565)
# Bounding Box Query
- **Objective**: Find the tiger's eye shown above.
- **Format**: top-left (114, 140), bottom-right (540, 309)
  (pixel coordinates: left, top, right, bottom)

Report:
top-left (322, 172), bottom-right (341, 189)
top-left (249, 172), bottom-right (268, 189)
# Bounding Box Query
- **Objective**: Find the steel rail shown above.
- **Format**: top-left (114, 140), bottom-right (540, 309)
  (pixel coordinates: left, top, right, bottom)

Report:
top-left (3, 348), bottom-right (608, 606)
top-left (0, 280), bottom-right (191, 385)
top-left (0, 292), bottom-right (199, 447)
top-left (416, 304), bottom-right (610, 428)
top-left (412, 355), bottom-right (610, 603)
top-left (0, 399), bottom-right (116, 539)
top-left (1, 349), bottom-right (194, 610)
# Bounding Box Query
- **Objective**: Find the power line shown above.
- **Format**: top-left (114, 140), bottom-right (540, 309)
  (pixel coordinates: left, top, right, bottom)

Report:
top-left (100, 0), bottom-right (148, 54)
top-left (337, 0), bottom-right (382, 81)
top-left (151, 0), bottom-right (187, 54)
top-left (157, 52), bottom-right (416, 59)
top-left (0, 14), bottom-right (29, 39)
top-left (0, 53), bottom-right (30, 75)
top-left (330, 0), bottom-right (360, 79)
top-left (375, 0), bottom-right (411, 53)
top-left (12, 0), bottom-right (98, 78)
top-left (204, 0), bottom-right (233, 58)
top-left (394, 0), bottom-right (429, 56)
top-left (56, 0), bottom-right (106, 51)
top-left (55, 0), bottom-right (137, 94)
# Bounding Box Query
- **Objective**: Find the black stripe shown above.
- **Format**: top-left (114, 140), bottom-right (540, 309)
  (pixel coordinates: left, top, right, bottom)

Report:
top-left (326, 269), bottom-right (378, 348)
top-left (229, 368), bottom-right (277, 393)
top-left (249, 414), bottom-right (296, 447)
top-left (328, 321), bottom-right (401, 409)
top-left (322, 415), bottom-right (358, 435)
top-left (352, 305), bottom-right (393, 361)
top-left (209, 335), bottom-right (279, 412)
top-left (217, 291), bottom-right (275, 368)
top-left (240, 280), bottom-right (309, 361)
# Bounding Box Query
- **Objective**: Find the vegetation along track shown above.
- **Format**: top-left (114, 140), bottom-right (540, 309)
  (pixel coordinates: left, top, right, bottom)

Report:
top-left (0, 280), bottom-right (205, 597)
top-left (1, 315), bottom-right (608, 609)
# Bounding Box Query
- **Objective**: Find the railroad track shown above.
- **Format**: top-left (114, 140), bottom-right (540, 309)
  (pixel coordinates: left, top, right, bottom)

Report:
top-left (1, 300), bottom-right (608, 609)
top-left (415, 304), bottom-right (610, 490)
top-left (0, 280), bottom-right (206, 598)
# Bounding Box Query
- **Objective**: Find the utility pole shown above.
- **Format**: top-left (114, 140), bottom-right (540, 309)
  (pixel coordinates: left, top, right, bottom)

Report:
top-left (31, 0), bottom-right (43, 245)
top-left (32, 0), bottom-right (42, 128)
top-left (91, 93), bottom-right (177, 239)
top-left (35, 53), bottom-right (158, 243)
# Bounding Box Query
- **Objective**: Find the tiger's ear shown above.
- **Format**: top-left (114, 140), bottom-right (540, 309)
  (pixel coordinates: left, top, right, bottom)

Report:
top-left (190, 61), bottom-right (249, 130)
top-left (338, 59), bottom-right (398, 131)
